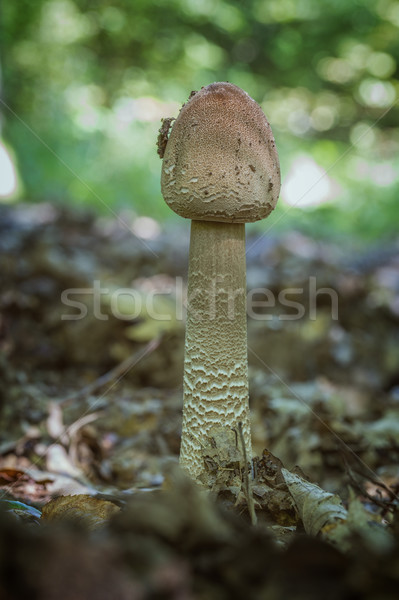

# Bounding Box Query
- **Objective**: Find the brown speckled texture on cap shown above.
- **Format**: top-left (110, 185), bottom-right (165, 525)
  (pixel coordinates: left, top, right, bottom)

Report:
top-left (161, 82), bottom-right (281, 223)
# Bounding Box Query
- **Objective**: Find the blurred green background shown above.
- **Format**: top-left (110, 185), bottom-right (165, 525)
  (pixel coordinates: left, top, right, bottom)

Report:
top-left (1, 0), bottom-right (398, 240)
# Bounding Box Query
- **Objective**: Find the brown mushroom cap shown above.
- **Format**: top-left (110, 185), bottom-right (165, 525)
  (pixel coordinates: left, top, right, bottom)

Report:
top-left (161, 82), bottom-right (281, 223)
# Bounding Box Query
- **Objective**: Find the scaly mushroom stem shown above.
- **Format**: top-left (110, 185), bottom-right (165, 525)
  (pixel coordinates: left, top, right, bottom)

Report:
top-left (180, 220), bottom-right (251, 479)
top-left (160, 82), bottom-right (281, 485)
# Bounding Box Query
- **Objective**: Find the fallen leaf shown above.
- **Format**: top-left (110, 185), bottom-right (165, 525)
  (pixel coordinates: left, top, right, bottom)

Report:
top-left (41, 494), bottom-right (120, 530)
top-left (282, 468), bottom-right (347, 536)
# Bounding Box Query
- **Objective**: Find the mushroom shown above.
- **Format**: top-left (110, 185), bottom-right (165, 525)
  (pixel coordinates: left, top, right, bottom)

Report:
top-left (160, 82), bottom-right (280, 482)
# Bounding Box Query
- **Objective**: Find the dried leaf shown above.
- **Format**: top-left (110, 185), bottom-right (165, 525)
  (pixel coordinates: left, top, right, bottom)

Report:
top-left (324, 492), bottom-right (394, 553)
top-left (46, 444), bottom-right (83, 479)
top-left (46, 401), bottom-right (65, 439)
top-left (282, 468), bottom-right (347, 536)
top-left (41, 494), bottom-right (120, 530)
top-left (0, 468), bottom-right (27, 485)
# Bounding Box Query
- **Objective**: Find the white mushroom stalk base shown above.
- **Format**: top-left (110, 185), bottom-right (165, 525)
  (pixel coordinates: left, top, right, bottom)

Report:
top-left (180, 220), bottom-right (252, 481)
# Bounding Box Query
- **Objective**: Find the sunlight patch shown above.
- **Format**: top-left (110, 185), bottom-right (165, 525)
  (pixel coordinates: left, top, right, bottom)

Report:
top-left (0, 141), bottom-right (18, 200)
top-left (281, 155), bottom-right (339, 208)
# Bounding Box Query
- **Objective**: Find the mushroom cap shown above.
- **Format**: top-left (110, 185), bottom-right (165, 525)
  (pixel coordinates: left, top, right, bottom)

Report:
top-left (161, 82), bottom-right (281, 223)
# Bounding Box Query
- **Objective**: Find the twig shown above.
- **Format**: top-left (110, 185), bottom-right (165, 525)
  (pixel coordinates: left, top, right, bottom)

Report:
top-left (59, 337), bottom-right (162, 407)
top-left (343, 454), bottom-right (399, 503)
top-left (238, 422), bottom-right (257, 526)
top-left (343, 457), bottom-right (398, 517)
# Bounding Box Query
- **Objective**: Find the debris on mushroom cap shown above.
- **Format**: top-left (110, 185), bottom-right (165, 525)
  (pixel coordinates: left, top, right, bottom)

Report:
top-left (161, 82), bottom-right (281, 223)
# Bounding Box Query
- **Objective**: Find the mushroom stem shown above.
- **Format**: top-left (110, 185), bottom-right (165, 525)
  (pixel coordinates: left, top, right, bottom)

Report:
top-left (180, 220), bottom-right (252, 479)
top-left (160, 82), bottom-right (281, 484)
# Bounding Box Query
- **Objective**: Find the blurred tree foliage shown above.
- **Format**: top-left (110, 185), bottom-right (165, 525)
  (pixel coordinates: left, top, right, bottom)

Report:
top-left (1, 0), bottom-right (398, 239)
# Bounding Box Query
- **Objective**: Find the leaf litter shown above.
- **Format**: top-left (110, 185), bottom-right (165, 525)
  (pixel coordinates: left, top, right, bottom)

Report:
top-left (0, 203), bottom-right (399, 598)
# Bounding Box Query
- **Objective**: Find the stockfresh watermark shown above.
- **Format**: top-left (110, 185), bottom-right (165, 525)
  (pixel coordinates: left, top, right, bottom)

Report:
top-left (61, 277), bottom-right (339, 322)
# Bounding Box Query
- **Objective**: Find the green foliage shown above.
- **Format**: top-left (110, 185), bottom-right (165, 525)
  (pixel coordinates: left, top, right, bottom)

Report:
top-left (1, 0), bottom-right (398, 239)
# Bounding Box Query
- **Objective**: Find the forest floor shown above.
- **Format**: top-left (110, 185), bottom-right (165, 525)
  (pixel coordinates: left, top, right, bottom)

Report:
top-left (0, 202), bottom-right (398, 599)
